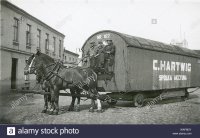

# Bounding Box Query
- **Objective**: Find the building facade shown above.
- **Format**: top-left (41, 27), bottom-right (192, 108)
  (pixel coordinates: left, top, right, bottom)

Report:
top-left (0, 1), bottom-right (65, 93)
top-left (63, 49), bottom-right (79, 68)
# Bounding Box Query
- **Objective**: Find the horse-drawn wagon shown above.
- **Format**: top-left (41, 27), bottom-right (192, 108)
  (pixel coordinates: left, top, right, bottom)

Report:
top-left (81, 30), bottom-right (200, 107)
top-left (13, 30), bottom-right (200, 115)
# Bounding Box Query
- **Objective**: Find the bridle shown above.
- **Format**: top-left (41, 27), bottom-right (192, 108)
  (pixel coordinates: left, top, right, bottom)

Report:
top-left (28, 57), bottom-right (36, 74)
top-left (26, 56), bottom-right (72, 84)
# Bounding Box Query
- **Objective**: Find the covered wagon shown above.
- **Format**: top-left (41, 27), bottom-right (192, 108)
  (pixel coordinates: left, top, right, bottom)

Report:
top-left (81, 30), bottom-right (200, 106)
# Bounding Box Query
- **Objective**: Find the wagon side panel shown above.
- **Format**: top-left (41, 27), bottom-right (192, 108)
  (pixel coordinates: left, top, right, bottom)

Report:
top-left (127, 47), bottom-right (154, 91)
top-left (190, 58), bottom-right (200, 87)
top-left (127, 47), bottom-right (200, 91)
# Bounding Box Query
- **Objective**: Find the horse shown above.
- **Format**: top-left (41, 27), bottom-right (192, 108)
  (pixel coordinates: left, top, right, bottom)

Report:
top-left (24, 54), bottom-right (53, 113)
top-left (24, 51), bottom-right (103, 115)
top-left (24, 53), bottom-right (82, 113)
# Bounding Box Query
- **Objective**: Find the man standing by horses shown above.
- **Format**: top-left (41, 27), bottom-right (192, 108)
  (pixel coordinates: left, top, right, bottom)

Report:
top-left (88, 41), bottom-right (97, 68)
top-left (94, 41), bottom-right (104, 71)
top-left (102, 40), bottom-right (115, 74)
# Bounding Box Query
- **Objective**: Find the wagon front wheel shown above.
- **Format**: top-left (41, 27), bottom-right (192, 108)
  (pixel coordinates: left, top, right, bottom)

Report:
top-left (133, 93), bottom-right (144, 107)
top-left (107, 99), bottom-right (117, 106)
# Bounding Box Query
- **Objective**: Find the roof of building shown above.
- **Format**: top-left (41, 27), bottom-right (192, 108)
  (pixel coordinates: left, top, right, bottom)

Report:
top-left (195, 50), bottom-right (200, 55)
top-left (64, 49), bottom-right (79, 57)
top-left (1, 0), bottom-right (65, 37)
top-left (82, 30), bottom-right (200, 58)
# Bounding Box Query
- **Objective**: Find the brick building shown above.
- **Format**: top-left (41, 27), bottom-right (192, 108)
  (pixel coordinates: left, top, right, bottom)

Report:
top-left (63, 49), bottom-right (79, 68)
top-left (0, 1), bottom-right (65, 93)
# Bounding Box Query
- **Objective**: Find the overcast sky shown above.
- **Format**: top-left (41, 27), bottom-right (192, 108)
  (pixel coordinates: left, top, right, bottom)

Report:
top-left (9, 0), bottom-right (200, 53)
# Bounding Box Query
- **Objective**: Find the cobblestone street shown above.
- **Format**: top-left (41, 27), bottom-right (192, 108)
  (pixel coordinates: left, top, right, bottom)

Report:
top-left (1, 89), bottom-right (200, 124)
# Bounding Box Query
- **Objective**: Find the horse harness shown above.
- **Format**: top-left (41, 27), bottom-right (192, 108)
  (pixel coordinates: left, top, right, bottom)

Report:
top-left (43, 62), bottom-right (73, 85)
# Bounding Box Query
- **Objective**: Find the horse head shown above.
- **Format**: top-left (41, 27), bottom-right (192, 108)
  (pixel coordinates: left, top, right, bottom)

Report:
top-left (24, 54), bottom-right (35, 75)
top-left (24, 50), bottom-right (42, 74)
top-left (24, 50), bottom-right (55, 81)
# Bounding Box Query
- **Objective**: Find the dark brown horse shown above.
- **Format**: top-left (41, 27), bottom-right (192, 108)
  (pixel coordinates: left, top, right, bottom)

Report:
top-left (24, 51), bottom-right (103, 115)
top-left (24, 54), bottom-right (53, 113)
top-left (24, 53), bottom-right (82, 113)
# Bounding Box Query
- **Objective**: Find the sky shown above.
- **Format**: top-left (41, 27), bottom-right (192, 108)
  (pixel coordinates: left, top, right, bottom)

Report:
top-left (9, 0), bottom-right (200, 53)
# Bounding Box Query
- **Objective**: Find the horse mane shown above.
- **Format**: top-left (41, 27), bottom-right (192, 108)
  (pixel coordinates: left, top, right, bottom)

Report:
top-left (38, 53), bottom-right (55, 65)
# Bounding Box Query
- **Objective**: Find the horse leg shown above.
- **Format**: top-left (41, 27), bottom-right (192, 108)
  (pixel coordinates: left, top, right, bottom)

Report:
top-left (89, 99), bottom-right (95, 112)
top-left (75, 96), bottom-right (81, 112)
top-left (68, 88), bottom-right (76, 111)
top-left (75, 89), bottom-right (81, 112)
top-left (47, 93), bottom-right (52, 113)
top-left (96, 99), bottom-right (104, 113)
top-left (53, 89), bottom-right (59, 115)
top-left (41, 86), bottom-right (50, 113)
top-left (93, 88), bottom-right (104, 113)
top-left (68, 96), bottom-right (75, 111)
top-left (41, 94), bottom-right (48, 113)
top-left (49, 89), bottom-right (55, 115)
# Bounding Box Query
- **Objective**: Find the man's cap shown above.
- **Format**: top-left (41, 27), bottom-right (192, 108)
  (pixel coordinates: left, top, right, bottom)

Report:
top-left (106, 39), bottom-right (113, 42)
top-left (90, 41), bottom-right (95, 44)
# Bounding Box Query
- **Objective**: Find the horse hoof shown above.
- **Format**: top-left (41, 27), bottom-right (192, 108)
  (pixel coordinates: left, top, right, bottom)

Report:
top-left (52, 111), bottom-right (58, 115)
top-left (68, 107), bottom-right (74, 111)
top-left (48, 111), bottom-right (53, 115)
top-left (41, 109), bottom-right (47, 113)
top-left (97, 109), bottom-right (104, 113)
top-left (75, 108), bottom-right (80, 112)
top-left (89, 109), bottom-right (94, 113)
top-left (46, 110), bottom-right (50, 114)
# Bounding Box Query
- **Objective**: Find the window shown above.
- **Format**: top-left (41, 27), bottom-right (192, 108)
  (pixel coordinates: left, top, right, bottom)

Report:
top-left (1, 19), bottom-right (3, 36)
top-left (37, 29), bottom-right (41, 49)
top-left (26, 24), bottom-right (31, 46)
top-left (65, 56), bottom-right (66, 61)
top-left (53, 37), bottom-right (56, 52)
top-left (69, 57), bottom-right (71, 61)
top-left (59, 40), bottom-right (61, 57)
top-left (13, 18), bottom-right (19, 42)
top-left (45, 33), bottom-right (49, 51)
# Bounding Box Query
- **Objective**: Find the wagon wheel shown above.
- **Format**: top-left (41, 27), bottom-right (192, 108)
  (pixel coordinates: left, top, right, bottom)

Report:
top-left (133, 93), bottom-right (144, 107)
top-left (181, 91), bottom-right (189, 101)
top-left (107, 99), bottom-right (117, 106)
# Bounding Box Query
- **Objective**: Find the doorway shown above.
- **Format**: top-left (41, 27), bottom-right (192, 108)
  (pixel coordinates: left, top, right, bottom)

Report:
top-left (11, 58), bottom-right (18, 89)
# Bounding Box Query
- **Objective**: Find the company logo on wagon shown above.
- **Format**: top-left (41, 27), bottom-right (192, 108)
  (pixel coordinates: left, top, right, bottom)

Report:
top-left (7, 127), bottom-right (16, 135)
top-left (153, 59), bottom-right (191, 81)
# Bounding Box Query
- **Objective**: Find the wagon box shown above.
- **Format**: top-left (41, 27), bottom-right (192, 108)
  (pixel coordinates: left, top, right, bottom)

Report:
top-left (82, 30), bottom-right (200, 106)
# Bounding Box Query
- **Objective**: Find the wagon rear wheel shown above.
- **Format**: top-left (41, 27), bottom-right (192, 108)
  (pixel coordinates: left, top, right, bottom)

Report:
top-left (133, 93), bottom-right (144, 107)
top-left (181, 91), bottom-right (189, 101)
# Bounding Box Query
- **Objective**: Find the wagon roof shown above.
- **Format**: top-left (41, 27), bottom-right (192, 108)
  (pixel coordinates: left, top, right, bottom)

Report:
top-left (82, 30), bottom-right (200, 58)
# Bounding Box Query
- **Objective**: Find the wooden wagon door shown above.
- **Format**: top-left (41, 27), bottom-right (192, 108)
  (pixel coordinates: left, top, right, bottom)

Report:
top-left (11, 58), bottom-right (18, 89)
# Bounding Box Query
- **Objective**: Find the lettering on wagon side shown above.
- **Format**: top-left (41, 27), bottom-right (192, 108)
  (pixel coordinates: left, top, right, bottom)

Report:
top-left (153, 60), bottom-right (191, 81)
